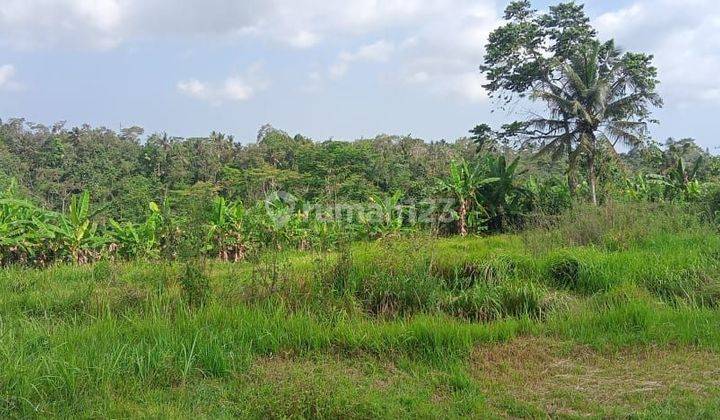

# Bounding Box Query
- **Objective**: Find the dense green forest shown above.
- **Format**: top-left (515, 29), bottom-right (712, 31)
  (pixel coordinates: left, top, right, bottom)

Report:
top-left (1, 119), bottom-right (716, 217)
top-left (1, 117), bottom-right (719, 266)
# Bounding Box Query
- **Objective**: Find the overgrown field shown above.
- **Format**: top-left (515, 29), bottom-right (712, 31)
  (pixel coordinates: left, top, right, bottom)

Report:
top-left (2, 203), bottom-right (720, 418)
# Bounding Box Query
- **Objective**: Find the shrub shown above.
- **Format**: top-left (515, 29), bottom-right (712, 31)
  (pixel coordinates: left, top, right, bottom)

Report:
top-left (180, 261), bottom-right (211, 308)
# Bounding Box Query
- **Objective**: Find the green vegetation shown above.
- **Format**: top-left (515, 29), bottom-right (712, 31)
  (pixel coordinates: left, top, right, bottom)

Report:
top-left (2, 203), bottom-right (720, 417)
top-left (2, 1), bottom-right (720, 417)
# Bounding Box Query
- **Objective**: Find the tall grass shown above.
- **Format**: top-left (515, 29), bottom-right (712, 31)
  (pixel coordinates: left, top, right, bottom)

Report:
top-left (1, 202), bottom-right (719, 416)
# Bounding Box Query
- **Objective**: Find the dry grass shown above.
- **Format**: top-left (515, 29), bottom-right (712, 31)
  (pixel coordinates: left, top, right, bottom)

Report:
top-left (471, 337), bottom-right (720, 417)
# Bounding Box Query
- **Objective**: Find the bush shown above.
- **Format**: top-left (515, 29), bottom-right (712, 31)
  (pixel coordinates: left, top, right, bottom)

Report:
top-left (180, 261), bottom-right (211, 308)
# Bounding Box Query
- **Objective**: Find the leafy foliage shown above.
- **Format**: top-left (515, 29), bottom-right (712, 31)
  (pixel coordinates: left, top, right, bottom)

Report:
top-left (481, 1), bottom-right (662, 204)
top-left (436, 159), bottom-right (498, 236)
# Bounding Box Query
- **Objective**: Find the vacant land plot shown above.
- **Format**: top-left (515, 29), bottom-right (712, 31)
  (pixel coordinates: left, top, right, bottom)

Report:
top-left (2, 205), bottom-right (719, 417)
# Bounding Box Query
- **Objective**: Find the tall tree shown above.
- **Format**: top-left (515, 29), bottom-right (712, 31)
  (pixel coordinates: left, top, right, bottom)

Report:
top-left (529, 42), bottom-right (662, 204)
top-left (480, 1), bottom-right (662, 202)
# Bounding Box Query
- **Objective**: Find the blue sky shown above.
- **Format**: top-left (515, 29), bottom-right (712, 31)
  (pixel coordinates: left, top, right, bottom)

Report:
top-left (0, 0), bottom-right (719, 149)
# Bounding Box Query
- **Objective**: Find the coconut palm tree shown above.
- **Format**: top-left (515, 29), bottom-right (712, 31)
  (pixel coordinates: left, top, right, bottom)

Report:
top-left (526, 41), bottom-right (662, 204)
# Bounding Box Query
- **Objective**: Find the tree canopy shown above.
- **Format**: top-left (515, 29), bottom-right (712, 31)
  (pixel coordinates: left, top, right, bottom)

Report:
top-left (480, 1), bottom-right (662, 204)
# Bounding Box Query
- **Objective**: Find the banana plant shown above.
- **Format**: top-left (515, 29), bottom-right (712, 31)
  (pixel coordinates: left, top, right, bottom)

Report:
top-left (47, 191), bottom-right (105, 264)
top-left (478, 155), bottom-right (529, 232)
top-left (437, 159), bottom-right (499, 236)
top-left (0, 198), bottom-right (36, 266)
top-left (362, 191), bottom-right (406, 239)
top-left (287, 208), bottom-right (312, 250)
top-left (107, 202), bottom-right (164, 260)
top-left (525, 177), bottom-right (571, 215)
top-left (665, 155), bottom-right (703, 201)
top-left (623, 174), bottom-right (666, 202)
top-left (0, 181), bottom-right (58, 266)
top-left (206, 197), bottom-right (249, 261)
top-left (260, 192), bottom-right (298, 248)
top-left (308, 216), bottom-right (342, 250)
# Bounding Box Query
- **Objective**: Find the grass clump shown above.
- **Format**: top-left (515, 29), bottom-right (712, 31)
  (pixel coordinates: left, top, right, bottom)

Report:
top-left (442, 282), bottom-right (545, 322)
top-left (548, 255), bottom-right (582, 290)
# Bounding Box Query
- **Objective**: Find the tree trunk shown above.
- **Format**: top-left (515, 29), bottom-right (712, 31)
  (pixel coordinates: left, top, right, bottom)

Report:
top-left (565, 124), bottom-right (578, 198)
top-left (588, 151), bottom-right (598, 206)
top-left (586, 130), bottom-right (601, 206)
top-left (458, 199), bottom-right (468, 237)
top-left (567, 167), bottom-right (578, 197)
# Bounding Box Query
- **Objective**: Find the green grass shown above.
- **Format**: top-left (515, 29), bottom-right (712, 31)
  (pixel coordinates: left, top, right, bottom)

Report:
top-left (1, 203), bottom-right (720, 417)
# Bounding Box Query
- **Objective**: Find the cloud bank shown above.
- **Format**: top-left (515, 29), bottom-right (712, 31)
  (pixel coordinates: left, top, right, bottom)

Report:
top-left (1, 0), bottom-right (718, 106)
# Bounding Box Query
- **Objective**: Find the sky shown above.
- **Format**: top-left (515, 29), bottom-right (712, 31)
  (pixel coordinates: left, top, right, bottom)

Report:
top-left (0, 0), bottom-right (718, 149)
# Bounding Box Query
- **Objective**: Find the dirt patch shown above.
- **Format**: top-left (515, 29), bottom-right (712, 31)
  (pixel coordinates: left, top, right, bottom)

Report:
top-left (471, 337), bottom-right (720, 417)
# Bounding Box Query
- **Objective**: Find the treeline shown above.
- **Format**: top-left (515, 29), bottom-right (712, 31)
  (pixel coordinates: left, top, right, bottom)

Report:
top-left (0, 120), bottom-right (482, 222)
top-left (2, 118), bottom-right (716, 216)
top-left (5, 2), bottom-right (720, 267)
top-left (2, 117), bottom-right (720, 267)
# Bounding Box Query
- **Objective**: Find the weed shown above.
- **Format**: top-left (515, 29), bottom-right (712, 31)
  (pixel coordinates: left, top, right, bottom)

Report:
top-left (180, 261), bottom-right (211, 308)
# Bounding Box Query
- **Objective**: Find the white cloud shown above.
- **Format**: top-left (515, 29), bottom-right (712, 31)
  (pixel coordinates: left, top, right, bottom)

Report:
top-left (0, 0), bottom-right (483, 50)
top-left (329, 40), bottom-right (395, 78)
top-left (177, 64), bottom-right (269, 104)
top-left (300, 71), bottom-right (324, 93)
top-left (402, 64), bottom-right (488, 103)
top-left (406, 71), bottom-right (430, 84)
top-left (448, 72), bottom-right (488, 103)
top-left (287, 30), bottom-right (321, 48)
top-left (0, 0), bottom-right (123, 50)
top-left (0, 0), bottom-right (500, 101)
top-left (341, 40), bottom-right (396, 62)
top-left (177, 79), bottom-right (208, 98)
top-left (595, 0), bottom-right (720, 105)
top-left (3, 0), bottom-right (719, 109)
top-left (328, 62), bottom-right (350, 79)
top-left (393, 4), bottom-right (497, 103)
top-left (0, 65), bottom-right (21, 90)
